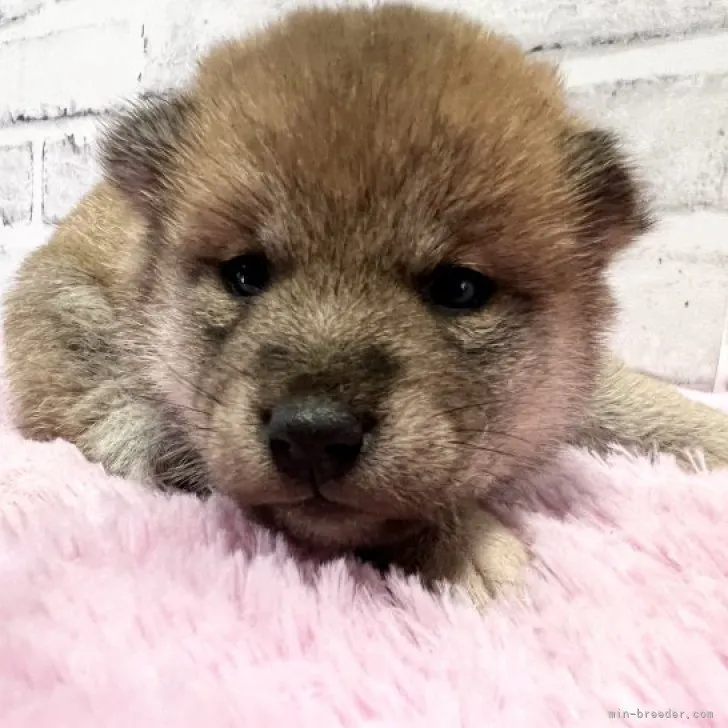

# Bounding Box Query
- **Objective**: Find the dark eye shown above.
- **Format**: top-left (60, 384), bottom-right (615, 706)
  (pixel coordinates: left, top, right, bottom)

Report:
top-left (421, 264), bottom-right (496, 312)
top-left (220, 253), bottom-right (271, 297)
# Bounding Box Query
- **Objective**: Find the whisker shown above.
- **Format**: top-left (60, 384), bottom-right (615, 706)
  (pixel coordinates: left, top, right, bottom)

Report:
top-left (189, 424), bottom-right (216, 434)
top-left (417, 443), bottom-right (516, 482)
top-left (217, 358), bottom-right (256, 381)
top-left (443, 441), bottom-right (544, 468)
top-left (133, 389), bottom-right (214, 424)
top-left (453, 427), bottom-right (536, 447)
top-left (162, 358), bottom-right (224, 408)
top-left (438, 401), bottom-right (492, 418)
top-left (438, 440), bottom-right (542, 464)
top-left (438, 403), bottom-right (550, 449)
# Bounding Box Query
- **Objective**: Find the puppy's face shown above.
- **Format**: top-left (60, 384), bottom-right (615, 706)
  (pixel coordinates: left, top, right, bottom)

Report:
top-left (103, 6), bottom-right (649, 551)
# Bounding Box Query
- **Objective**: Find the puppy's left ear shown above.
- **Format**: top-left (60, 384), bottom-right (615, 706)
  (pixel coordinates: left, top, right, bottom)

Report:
top-left (100, 92), bottom-right (195, 219)
top-left (564, 129), bottom-right (653, 260)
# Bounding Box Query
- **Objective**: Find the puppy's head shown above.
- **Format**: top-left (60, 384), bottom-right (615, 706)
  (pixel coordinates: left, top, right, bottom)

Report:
top-left (102, 5), bottom-right (650, 551)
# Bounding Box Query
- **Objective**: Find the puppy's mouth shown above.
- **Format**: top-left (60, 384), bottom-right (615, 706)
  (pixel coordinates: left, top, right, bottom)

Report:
top-left (293, 492), bottom-right (364, 517)
top-left (289, 481), bottom-right (378, 517)
top-left (231, 472), bottom-right (382, 517)
top-left (253, 490), bottom-right (426, 554)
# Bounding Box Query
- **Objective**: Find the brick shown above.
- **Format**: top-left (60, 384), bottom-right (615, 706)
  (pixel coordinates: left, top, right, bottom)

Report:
top-left (557, 33), bottom-right (728, 89)
top-left (717, 318), bottom-right (728, 392)
top-left (609, 212), bottom-right (728, 388)
top-left (0, 20), bottom-right (142, 124)
top-left (611, 261), bottom-right (727, 389)
top-left (0, 0), bottom-right (46, 27)
top-left (150, 0), bottom-right (728, 89)
top-left (0, 143), bottom-right (33, 225)
top-left (453, 0), bottom-right (728, 49)
top-left (142, 0), bottom-right (728, 88)
top-left (142, 0), bottom-right (284, 90)
top-left (569, 74), bottom-right (728, 212)
top-left (42, 134), bottom-right (99, 223)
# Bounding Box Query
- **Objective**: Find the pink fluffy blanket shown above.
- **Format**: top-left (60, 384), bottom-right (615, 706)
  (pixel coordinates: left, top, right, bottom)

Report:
top-left (1, 358), bottom-right (727, 727)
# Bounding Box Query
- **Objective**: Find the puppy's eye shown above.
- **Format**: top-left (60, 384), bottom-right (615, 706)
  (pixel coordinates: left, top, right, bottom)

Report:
top-left (421, 264), bottom-right (496, 312)
top-left (220, 253), bottom-right (271, 297)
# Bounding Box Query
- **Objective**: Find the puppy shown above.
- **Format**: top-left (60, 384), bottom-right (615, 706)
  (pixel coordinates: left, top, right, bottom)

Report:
top-left (4, 4), bottom-right (728, 608)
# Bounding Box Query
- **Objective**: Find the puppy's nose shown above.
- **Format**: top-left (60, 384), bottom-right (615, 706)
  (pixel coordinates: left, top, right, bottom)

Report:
top-left (265, 398), bottom-right (365, 485)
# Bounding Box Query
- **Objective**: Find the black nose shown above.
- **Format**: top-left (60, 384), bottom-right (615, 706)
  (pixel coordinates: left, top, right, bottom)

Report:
top-left (265, 398), bottom-right (365, 485)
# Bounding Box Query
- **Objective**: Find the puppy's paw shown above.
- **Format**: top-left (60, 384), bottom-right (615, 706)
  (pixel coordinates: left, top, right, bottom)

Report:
top-left (456, 512), bottom-right (529, 611)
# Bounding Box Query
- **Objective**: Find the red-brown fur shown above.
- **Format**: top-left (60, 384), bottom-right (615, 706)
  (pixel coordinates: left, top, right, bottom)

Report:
top-left (4, 5), bottom-right (728, 607)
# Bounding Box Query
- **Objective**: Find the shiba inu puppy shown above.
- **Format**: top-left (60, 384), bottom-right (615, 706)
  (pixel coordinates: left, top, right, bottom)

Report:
top-left (5, 4), bottom-right (728, 607)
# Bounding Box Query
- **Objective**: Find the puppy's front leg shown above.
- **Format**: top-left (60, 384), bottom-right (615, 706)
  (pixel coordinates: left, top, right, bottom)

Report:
top-left (574, 355), bottom-right (728, 469)
top-left (418, 511), bottom-right (529, 611)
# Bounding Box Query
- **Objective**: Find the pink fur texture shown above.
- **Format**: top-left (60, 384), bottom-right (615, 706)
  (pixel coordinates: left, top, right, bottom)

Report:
top-left (1, 353), bottom-right (727, 727)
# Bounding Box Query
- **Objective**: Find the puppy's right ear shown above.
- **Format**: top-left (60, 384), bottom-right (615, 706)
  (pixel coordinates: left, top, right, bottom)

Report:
top-left (100, 93), bottom-right (194, 218)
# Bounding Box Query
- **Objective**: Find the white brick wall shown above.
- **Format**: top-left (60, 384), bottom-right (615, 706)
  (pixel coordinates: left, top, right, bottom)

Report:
top-left (0, 143), bottom-right (32, 224)
top-left (42, 133), bottom-right (98, 223)
top-left (1, 0), bottom-right (728, 390)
